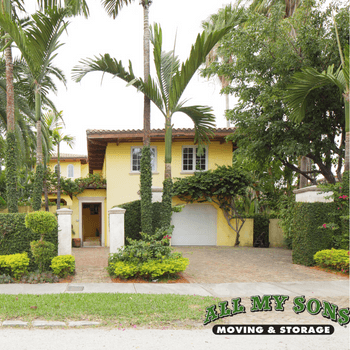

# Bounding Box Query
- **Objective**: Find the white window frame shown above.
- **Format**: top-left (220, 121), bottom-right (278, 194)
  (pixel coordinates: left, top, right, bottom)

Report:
top-left (67, 164), bottom-right (74, 178)
top-left (130, 146), bottom-right (157, 173)
top-left (181, 145), bottom-right (208, 173)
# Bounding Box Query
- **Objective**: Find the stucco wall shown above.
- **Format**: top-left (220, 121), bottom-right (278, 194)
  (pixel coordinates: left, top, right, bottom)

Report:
top-left (269, 219), bottom-right (286, 248)
top-left (105, 140), bottom-right (233, 210)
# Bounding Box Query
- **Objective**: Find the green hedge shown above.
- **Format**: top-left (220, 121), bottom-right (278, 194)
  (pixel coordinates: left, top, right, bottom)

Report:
top-left (0, 213), bottom-right (58, 271)
top-left (117, 200), bottom-right (163, 243)
top-left (292, 202), bottom-right (334, 266)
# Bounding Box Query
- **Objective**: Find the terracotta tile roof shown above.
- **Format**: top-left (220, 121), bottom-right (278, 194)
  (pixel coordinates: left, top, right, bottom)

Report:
top-left (50, 153), bottom-right (88, 164)
top-left (86, 127), bottom-right (236, 173)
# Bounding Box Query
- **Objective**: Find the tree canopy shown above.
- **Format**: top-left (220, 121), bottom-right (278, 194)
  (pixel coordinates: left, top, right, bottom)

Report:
top-left (202, 1), bottom-right (349, 184)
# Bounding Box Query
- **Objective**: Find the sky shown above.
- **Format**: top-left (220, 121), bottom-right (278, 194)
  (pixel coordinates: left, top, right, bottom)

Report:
top-left (24, 1), bottom-right (235, 155)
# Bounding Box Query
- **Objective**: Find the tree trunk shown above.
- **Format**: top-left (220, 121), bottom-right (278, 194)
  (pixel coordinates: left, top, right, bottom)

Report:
top-left (164, 117), bottom-right (172, 179)
top-left (344, 101), bottom-right (349, 172)
top-left (57, 143), bottom-right (61, 210)
top-left (300, 156), bottom-right (308, 188)
top-left (4, 42), bottom-right (18, 213)
top-left (5, 44), bottom-right (15, 133)
top-left (143, 3), bottom-right (151, 146)
top-left (35, 88), bottom-right (43, 165)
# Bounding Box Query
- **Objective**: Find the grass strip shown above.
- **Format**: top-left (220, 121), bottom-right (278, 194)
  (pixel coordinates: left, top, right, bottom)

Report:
top-left (0, 293), bottom-right (219, 328)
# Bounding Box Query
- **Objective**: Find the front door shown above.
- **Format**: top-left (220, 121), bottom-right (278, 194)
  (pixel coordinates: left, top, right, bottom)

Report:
top-left (82, 203), bottom-right (102, 247)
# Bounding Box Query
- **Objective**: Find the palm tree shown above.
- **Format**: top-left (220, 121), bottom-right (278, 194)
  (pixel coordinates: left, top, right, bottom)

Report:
top-left (102, 0), bottom-right (152, 146)
top-left (73, 15), bottom-right (242, 222)
top-left (102, 0), bottom-right (153, 233)
top-left (0, 7), bottom-right (69, 210)
top-left (44, 110), bottom-right (75, 210)
top-left (285, 44), bottom-right (349, 174)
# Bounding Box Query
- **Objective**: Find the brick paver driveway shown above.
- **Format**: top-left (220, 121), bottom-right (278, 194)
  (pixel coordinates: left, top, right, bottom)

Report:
top-left (173, 246), bottom-right (349, 283)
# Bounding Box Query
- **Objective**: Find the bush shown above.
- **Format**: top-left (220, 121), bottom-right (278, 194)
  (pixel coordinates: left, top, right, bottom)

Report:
top-left (30, 240), bottom-right (56, 273)
top-left (0, 213), bottom-right (58, 271)
top-left (251, 214), bottom-right (269, 247)
top-left (292, 202), bottom-right (334, 266)
top-left (25, 211), bottom-right (58, 240)
top-left (50, 255), bottom-right (75, 278)
top-left (111, 257), bottom-right (189, 280)
top-left (0, 252), bottom-right (30, 279)
top-left (314, 249), bottom-right (349, 273)
top-left (20, 271), bottom-right (60, 283)
top-left (0, 274), bottom-right (14, 283)
top-left (108, 226), bottom-right (174, 266)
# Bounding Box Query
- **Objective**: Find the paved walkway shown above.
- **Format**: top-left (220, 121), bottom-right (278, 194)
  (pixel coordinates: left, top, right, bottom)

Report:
top-left (72, 247), bottom-right (112, 283)
top-left (71, 246), bottom-right (349, 284)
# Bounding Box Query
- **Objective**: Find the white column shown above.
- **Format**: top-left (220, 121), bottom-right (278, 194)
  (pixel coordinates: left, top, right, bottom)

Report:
top-left (108, 207), bottom-right (126, 254)
top-left (57, 208), bottom-right (73, 256)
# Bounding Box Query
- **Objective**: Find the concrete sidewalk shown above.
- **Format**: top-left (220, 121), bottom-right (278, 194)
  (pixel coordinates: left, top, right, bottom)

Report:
top-left (0, 280), bottom-right (348, 298)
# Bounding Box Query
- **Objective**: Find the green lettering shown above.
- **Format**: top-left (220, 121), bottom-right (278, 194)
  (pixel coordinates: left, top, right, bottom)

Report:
top-left (250, 295), bottom-right (272, 312)
top-left (338, 308), bottom-right (350, 326)
top-left (204, 304), bottom-right (219, 325)
top-left (306, 298), bottom-right (322, 315)
top-left (293, 296), bottom-right (306, 314)
top-left (218, 301), bottom-right (232, 318)
top-left (321, 301), bottom-right (338, 322)
top-left (231, 297), bottom-right (246, 315)
top-left (272, 295), bottom-right (289, 311)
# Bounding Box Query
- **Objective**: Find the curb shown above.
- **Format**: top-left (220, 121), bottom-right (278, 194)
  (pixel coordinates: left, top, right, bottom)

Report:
top-left (1, 320), bottom-right (101, 327)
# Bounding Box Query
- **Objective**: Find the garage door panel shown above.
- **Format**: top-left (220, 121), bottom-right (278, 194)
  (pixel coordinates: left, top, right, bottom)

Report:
top-left (171, 204), bottom-right (217, 246)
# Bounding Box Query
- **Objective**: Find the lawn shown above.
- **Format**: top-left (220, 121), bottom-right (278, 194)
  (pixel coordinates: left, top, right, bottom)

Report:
top-left (0, 293), bottom-right (220, 328)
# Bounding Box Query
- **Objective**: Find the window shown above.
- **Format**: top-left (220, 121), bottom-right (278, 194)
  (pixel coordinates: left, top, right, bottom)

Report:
top-left (182, 146), bottom-right (207, 172)
top-left (131, 147), bottom-right (157, 172)
top-left (67, 164), bottom-right (74, 178)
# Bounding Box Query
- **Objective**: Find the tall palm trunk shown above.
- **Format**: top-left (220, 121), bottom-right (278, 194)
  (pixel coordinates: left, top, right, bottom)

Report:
top-left (56, 142), bottom-right (61, 210)
top-left (33, 86), bottom-right (44, 211)
top-left (143, 2), bottom-right (150, 147)
top-left (164, 116), bottom-right (172, 179)
top-left (345, 101), bottom-right (349, 172)
top-left (140, 0), bottom-right (153, 233)
top-left (4, 40), bottom-right (18, 212)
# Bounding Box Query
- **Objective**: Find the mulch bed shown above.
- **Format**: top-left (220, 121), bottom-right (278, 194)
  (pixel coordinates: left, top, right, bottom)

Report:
top-left (309, 266), bottom-right (349, 278)
top-left (111, 273), bottom-right (190, 283)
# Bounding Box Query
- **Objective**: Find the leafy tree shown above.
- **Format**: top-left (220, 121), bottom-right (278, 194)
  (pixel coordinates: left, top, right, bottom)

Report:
top-left (0, 7), bottom-right (69, 210)
top-left (173, 165), bottom-right (251, 246)
top-left (202, 2), bottom-right (349, 184)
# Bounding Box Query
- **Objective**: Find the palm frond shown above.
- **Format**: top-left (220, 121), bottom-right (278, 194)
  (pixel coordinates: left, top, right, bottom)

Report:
top-left (285, 66), bottom-right (345, 123)
top-left (177, 105), bottom-right (216, 153)
top-left (101, 0), bottom-right (134, 19)
top-left (169, 5), bottom-right (244, 111)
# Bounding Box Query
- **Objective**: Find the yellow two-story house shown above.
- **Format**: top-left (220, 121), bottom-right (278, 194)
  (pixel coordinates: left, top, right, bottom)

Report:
top-left (48, 127), bottom-right (253, 248)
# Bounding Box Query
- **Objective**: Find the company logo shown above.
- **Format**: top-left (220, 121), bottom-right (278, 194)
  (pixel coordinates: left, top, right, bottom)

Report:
top-left (203, 294), bottom-right (349, 333)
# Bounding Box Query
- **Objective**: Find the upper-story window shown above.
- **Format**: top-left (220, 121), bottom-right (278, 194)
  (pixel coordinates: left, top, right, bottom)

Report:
top-left (67, 164), bottom-right (74, 178)
top-left (131, 147), bottom-right (157, 172)
top-left (182, 146), bottom-right (208, 172)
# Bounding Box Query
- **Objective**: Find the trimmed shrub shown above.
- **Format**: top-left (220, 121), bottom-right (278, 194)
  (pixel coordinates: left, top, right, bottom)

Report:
top-left (50, 255), bottom-right (75, 278)
top-left (0, 213), bottom-right (58, 271)
top-left (314, 249), bottom-right (349, 273)
top-left (0, 252), bottom-right (30, 279)
top-left (25, 211), bottom-right (58, 240)
top-left (111, 257), bottom-right (189, 280)
top-left (292, 202), bottom-right (334, 266)
top-left (30, 240), bottom-right (56, 273)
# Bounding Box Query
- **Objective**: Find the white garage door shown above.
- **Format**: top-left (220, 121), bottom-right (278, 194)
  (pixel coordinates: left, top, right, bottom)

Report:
top-left (171, 204), bottom-right (217, 245)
